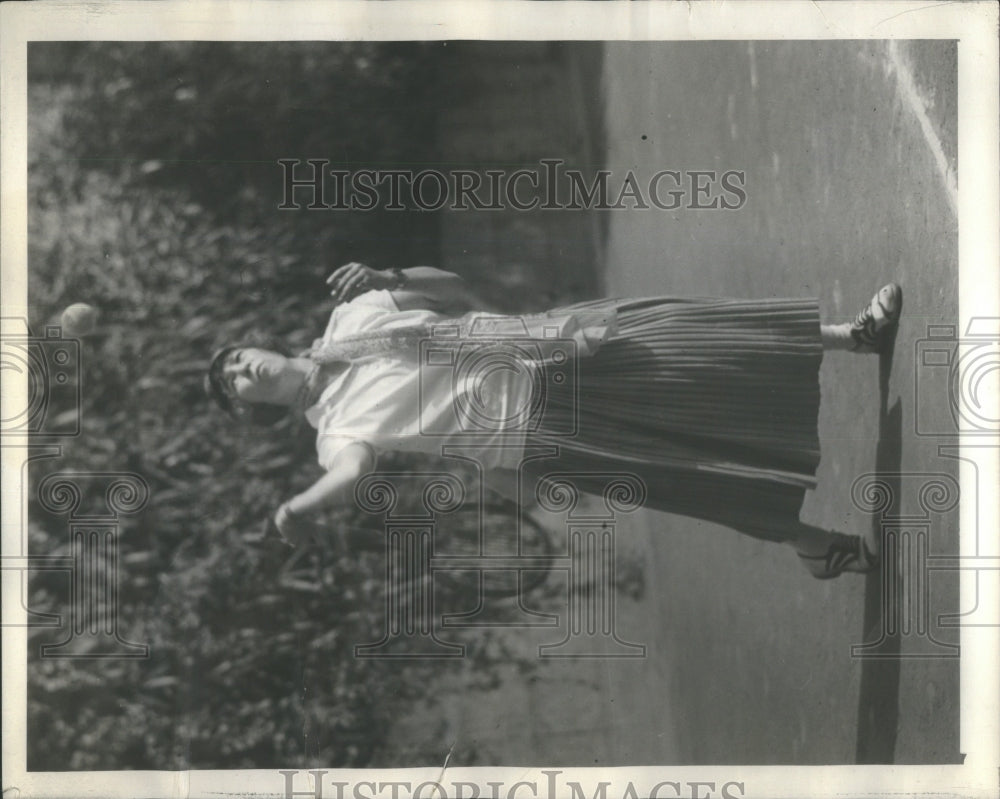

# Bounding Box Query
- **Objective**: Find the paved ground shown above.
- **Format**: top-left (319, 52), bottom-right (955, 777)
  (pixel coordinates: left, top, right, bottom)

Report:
top-left (598, 39), bottom-right (960, 765)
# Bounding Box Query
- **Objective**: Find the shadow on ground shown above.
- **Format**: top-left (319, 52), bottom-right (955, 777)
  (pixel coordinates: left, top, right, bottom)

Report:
top-left (855, 340), bottom-right (903, 763)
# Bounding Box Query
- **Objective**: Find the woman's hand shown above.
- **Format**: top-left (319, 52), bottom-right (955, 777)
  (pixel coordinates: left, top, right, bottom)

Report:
top-left (272, 444), bottom-right (374, 547)
top-left (326, 262), bottom-right (394, 305)
top-left (274, 501), bottom-right (316, 548)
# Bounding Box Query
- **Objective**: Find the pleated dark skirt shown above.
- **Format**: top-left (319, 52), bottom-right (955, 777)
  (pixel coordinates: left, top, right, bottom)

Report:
top-left (524, 297), bottom-right (823, 543)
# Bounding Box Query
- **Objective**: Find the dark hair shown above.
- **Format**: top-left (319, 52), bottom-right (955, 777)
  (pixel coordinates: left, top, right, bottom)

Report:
top-left (204, 339), bottom-right (293, 427)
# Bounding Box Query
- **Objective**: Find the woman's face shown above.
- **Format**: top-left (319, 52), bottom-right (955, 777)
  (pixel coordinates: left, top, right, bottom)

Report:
top-left (220, 347), bottom-right (295, 405)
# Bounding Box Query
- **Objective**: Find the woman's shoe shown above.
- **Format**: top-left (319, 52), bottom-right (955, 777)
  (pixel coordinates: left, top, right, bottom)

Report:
top-left (797, 532), bottom-right (879, 579)
top-left (851, 283), bottom-right (903, 353)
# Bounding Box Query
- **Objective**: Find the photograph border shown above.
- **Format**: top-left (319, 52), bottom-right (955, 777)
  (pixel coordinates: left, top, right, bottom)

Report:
top-left (2, 2), bottom-right (998, 798)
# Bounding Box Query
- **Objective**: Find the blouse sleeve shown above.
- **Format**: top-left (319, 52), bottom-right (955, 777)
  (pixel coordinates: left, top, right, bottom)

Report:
top-left (347, 289), bottom-right (400, 313)
top-left (316, 433), bottom-right (379, 471)
top-left (355, 289), bottom-right (399, 313)
top-left (318, 290), bottom-right (401, 344)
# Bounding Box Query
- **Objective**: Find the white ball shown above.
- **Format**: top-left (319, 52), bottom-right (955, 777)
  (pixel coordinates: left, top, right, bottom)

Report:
top-left (60, 303), bottom-right (99, 336)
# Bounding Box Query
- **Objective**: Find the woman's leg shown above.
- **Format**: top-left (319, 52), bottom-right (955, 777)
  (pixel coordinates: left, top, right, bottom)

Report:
top-left (820, 283), bottom-right (903, 353)
top-left (792, 284), bottom-right (902, 578)
top-left (820, 323), bottom-right (858, 351)
top-left (788, 520), bottom-right (878, 579)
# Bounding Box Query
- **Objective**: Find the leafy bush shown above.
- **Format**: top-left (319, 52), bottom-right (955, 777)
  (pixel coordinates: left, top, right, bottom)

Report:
top-left (25, 43), bottom-right (557, 770)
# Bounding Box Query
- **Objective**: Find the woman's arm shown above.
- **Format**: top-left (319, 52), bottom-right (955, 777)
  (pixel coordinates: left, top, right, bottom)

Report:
top-left (274, 441), bottom-right (375, 546)
top-left (327, 262), bottom-right (497, 314)
top-left (388, 266), bottom-right (497, 314)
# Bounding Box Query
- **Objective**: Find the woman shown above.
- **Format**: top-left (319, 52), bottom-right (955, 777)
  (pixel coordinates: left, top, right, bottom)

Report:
top-left (206, 263), bottom-right (902, 579)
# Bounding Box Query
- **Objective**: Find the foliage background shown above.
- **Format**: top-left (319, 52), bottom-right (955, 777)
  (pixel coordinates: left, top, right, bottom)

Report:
top-left (25, 42), bottom-right (597, 770)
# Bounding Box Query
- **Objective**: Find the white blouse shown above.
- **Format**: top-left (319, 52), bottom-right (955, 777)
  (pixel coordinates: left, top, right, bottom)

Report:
top-left (304, 290), bottom-right (537, 471)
